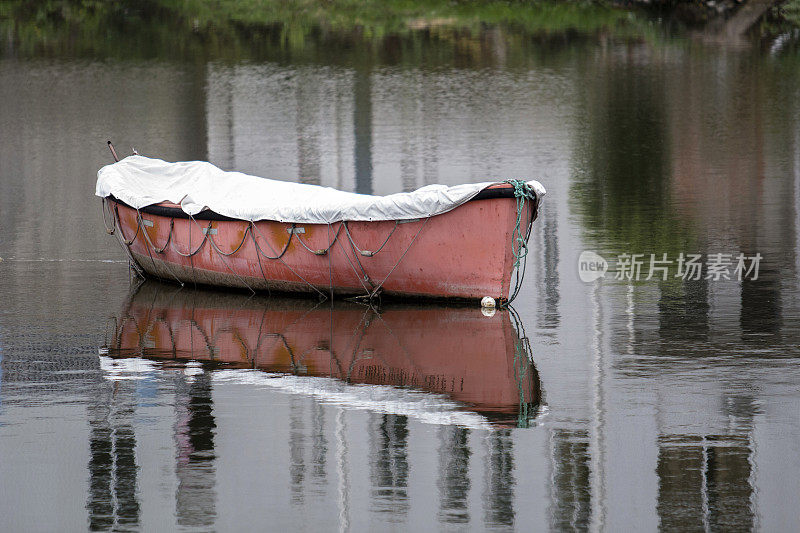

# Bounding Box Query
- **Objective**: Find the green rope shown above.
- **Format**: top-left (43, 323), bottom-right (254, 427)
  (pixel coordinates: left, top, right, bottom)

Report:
top-left (514, 337), bottom-right (530, 428)
top-left (504, 180), bottom-right (540, 426)
top-left (505, 179), bottom-right (536, 268)
top-left (504, 179), bottom-right (538, 304)
top-left (508, 304), bottom-right (539, 429)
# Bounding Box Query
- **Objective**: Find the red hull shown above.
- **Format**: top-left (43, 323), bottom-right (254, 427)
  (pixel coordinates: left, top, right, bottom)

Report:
top-left (106, 185), bottom-right (533, 300)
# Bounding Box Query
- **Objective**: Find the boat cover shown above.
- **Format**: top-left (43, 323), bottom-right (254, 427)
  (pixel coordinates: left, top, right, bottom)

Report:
top-left (96, 155), bottom-right (546, 224)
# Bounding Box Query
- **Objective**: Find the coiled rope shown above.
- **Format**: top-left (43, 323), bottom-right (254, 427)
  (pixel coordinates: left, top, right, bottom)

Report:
top-left (504, 179), bottom-right (539, 305)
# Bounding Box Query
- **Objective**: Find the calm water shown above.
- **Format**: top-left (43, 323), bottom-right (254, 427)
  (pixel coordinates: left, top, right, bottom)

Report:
top-left (1, 25), bottom-right (800, 531)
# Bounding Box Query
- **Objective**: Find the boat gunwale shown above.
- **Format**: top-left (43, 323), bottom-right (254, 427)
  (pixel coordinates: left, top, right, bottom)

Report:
top-left (106, 182), bottom-right (525, 223)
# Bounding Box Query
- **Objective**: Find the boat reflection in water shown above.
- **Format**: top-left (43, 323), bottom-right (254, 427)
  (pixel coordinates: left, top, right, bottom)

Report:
top-left (102, 281), bottom-right (542, 429)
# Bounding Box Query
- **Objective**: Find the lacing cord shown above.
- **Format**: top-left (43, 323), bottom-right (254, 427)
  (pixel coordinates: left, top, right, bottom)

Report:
top-left (108, 205), bottom-right (144, 279)
top-left (366, 217), bottom-right (429, 300)
top-left (136, 209), bottom-right (184, 287)
top-left (138, 213), bottom-right (173, 254)
top-left (295, 222), bottom-right (343, 256)
top-left (249, 221), bottom-right (328, 300)
top-left (206, 223), bottom-right (250, 257)
top-left (101, 198), bottom-right (116, 235)
top-left (343, 221), bottom-right (398, 257)
top-left (187, 214), bottom-right (255, 294)
top-left (171, 221), bottom-right (211, 257)
top-left (114, 204), bottom-right (140, 246)
top-left (250, 221), bottom-right (293, 260)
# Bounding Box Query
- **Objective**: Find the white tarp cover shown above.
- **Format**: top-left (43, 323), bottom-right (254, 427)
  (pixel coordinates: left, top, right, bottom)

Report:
top-left (96, 155), bottom-right (546, 224)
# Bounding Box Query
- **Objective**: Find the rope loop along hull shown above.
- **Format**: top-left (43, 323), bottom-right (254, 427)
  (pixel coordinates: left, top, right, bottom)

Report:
top-left (105, 183), bottom-right (536, 301)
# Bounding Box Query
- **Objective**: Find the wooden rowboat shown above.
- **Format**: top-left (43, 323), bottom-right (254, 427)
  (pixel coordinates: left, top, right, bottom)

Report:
top-left (99, 153), bottom-right (543, 302)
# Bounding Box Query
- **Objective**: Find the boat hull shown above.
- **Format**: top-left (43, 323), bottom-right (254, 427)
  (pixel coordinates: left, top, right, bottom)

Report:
top-left (107, 188), bottom-right (533, 300)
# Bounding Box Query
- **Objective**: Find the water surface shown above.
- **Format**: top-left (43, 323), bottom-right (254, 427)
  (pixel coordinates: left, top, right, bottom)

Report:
top-left (1, 25), bottom-right (799, 531)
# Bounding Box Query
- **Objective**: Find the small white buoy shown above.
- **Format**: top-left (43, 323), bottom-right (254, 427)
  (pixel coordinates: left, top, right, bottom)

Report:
top-left (481, 296), bottom-right (496, 308)
top-left (481, 307), bottom-right (496, 318)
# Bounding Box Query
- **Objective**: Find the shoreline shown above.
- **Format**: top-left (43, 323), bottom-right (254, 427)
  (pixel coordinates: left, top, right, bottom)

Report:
top-left (1, 0), bottom-right (796, 60)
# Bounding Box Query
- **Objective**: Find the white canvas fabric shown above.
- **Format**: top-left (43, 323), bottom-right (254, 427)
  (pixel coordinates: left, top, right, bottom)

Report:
top-left (96, 155), bottom-right (546, 224)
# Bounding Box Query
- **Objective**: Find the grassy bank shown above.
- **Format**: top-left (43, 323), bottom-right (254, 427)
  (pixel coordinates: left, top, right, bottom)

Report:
top-left (1, 0), bottom-right (644, 42)
top-left (3, 0), bottom-right (796, 62)
top-left (180, 0), bottom-right (636, 37)
top-left (0, 0), bottom-right (659, 62)
top-left (3, 0), bottom-right (796, 41)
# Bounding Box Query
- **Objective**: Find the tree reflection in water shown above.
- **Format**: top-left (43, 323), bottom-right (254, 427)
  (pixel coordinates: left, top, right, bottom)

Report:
top-left (173, 371), bottom-right (217, 528)
top-left (87, 381), bottom-right (140, 531)
top-left (437, 426), bottom-right (471, 524)
top-left (369, 414), bottom-right (410, 520)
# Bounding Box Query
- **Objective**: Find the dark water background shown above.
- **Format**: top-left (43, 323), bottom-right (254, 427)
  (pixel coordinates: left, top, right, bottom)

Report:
top-left (1, 23), bottom-right (799, 531)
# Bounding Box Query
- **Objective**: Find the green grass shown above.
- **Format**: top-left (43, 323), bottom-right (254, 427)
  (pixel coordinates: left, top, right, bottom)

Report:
top-left (0, 0), bottom-right (659, 62)
top-left (3, 0), bottom-right (797, 48)
top-left (181, 0), bottom-right (635, 36)
top-left (1, 0), bottom-right (642, 41)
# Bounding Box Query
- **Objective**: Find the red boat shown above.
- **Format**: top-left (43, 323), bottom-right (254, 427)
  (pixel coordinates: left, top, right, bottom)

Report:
top-left (103, 283), bottom-right (542, 427)
top-left (98, 153), bottom-right (544, 302)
